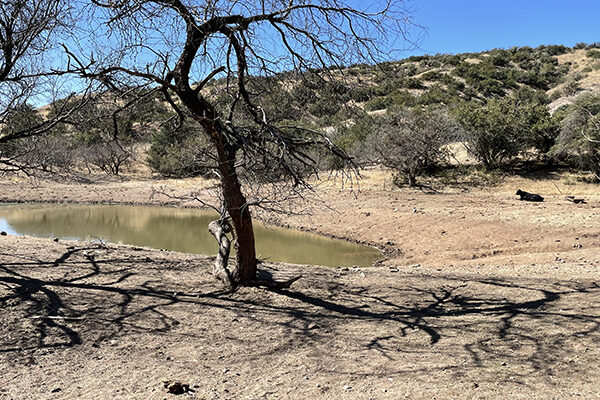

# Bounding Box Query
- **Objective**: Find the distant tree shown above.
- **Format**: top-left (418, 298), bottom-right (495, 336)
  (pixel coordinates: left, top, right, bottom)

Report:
top-left (147, 119), bottom-right (214, 178)
top-left (454, 98), bottom-right (523, 169)
top-left (513, 88), bottom-right (561, 156)
top-left (552, 93), bottom-right (600, 180)
top-left (366, 106), bottom-right (457, 186)
top-left (455, 93), bottom-right (559, 169)
top-left (0, 0), bottom-right (89, 174)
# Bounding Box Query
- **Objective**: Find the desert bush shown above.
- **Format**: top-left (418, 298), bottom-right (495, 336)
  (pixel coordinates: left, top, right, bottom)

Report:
top-left (513, 88), bottom-right (561, 155)
top-left (364, 96), bottom-right (392, 111)
top-left (454, 98), bottom-right (523, 169)
top-left (147, 119), bottom-right (215, 177)
top-left (454, 92), bottom-right (559, 168)
top-left (421, 71), bottom-right (444, 82)
top-left (348, 86), bottom-right (374, 102)
top-left (388, 90), bottom-right (418, 107)
top-left (0, 104), bottom-right (77, 173)
top-left (365, 106), bottom-right (458, 186)
top-left (552, 93), bottom-right (600, 180)
top-left (0, 104), bottom-right (43, 158)
top-left (331, 112), bottom-right (377, 164)
top-left (418, 85), bottom-right (455, 105)
top-left (563, 79), bottom-right (582, 96)
top-left (588, 49), bottom-right (600, 59)
top-left (401, 77), bottom-right (424, 90)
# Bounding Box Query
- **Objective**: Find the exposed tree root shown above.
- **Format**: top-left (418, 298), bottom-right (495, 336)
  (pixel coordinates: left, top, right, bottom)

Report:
top-left (243, 275), bottom-right (303, 289)
top-left (208, 219), bottom-right (234, 290)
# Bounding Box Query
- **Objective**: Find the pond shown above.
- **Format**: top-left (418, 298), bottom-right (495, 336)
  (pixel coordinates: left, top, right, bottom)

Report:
top-left (0, 204), bottom-right (381, 267)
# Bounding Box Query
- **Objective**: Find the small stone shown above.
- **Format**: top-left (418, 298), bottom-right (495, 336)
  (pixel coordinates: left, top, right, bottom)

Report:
top-left (0, 231), bottom-right (6, 236)
top-left (53, 238), bottom-right (59, 242)
top-left (343, 385), bottom-right (352, 390)
top-left (308, 323), bottom-right (320, 330)
top-left (51, 388), bottom-right (61, 393)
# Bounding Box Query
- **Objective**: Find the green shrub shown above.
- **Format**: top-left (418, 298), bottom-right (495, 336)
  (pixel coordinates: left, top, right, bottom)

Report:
top-left (587, 49), bottom-right (600, 59)
top-left (364, 96), bottom-right (391, 111)
top-left (552, 93), bottom-right (600, 180)
top-left (147, 120), bottom-right (213, 177)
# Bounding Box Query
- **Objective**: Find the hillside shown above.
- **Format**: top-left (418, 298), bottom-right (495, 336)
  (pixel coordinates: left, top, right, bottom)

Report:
top-left (4, 43), bottom-right (600, 181)
top-left (240, 43), bottom-right (600, 128)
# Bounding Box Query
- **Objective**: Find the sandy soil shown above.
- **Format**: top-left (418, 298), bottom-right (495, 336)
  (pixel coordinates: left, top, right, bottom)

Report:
top-left (1, 170), bottom-right (600, 399)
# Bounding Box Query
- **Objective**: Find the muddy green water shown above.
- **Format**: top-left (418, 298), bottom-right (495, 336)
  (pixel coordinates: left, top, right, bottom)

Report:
top-left (0, 204), bottom-right (380, 267)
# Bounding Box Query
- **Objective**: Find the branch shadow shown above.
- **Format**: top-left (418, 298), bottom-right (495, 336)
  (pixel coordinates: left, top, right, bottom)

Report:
top-left (1, 245), bottom-right (599, 386)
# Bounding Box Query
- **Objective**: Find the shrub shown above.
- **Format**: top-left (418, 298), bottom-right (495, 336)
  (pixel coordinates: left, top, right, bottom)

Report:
top-left (364, 96), bottom-right (392, 111)
top-left (563, 80), bottom-right (582, 96)
top-left (552, 93), bottom-right (600, 180)
top-left (147, 120), bottom-right (214, 177)
top-left (365, 106), bottom-right (458, 186)
top-left (402, 77), bottom-right (424, 89)
top-left (454, 99), bottom-right (523, 169)
top-left (587, 49), bottom-right (600, 59)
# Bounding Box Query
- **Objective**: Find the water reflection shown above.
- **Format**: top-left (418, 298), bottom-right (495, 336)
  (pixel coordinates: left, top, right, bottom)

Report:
top-left (0, 204), bottom-right (380, 267)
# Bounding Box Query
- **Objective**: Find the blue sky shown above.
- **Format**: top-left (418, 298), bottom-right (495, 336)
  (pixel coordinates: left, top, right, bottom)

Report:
top-left (403, 0), bottom-right (600, 56)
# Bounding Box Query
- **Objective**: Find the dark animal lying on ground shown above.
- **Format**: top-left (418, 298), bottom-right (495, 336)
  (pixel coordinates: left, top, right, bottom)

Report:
top-left (516, 189), bottom-right (544, 202)
top-left (566, 195), bottom-right (587, 204)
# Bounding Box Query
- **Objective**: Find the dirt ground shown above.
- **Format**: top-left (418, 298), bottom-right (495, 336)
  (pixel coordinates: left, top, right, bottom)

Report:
top-left (1, 170), bottom-right (600, 399)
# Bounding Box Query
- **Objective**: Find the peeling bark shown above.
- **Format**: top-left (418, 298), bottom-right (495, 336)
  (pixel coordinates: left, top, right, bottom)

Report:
top-left (208, 219), bottom-right (234, 290)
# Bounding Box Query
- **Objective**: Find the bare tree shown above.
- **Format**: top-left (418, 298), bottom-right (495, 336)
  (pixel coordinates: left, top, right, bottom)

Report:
top-left (0, 0), bottom-right (92, 175)
top-left (68, 0), bottom-right (416, 289)
top-left (366, 106), bottom-right (458, 187)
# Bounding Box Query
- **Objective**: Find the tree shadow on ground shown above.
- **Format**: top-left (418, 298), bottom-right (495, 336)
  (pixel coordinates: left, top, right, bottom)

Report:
top-left (0, 246), bottom-right (229, 356)
top-left (1, 246), bottom-right (599, 384)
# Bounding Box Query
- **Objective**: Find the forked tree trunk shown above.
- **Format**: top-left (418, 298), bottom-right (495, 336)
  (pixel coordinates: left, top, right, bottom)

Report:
top-left (215, 141), bottom-right (257, 285)
top-left (176, 88), bottom-right (258, 287)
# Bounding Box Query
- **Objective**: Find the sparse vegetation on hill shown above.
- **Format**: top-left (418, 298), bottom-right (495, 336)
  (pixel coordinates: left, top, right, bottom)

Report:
top-left (3, 43), bottom-right (600, 183)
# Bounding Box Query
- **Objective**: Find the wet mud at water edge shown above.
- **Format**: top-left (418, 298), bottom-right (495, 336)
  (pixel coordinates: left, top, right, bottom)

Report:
top-left (0, 203), bottom-right (381, 267)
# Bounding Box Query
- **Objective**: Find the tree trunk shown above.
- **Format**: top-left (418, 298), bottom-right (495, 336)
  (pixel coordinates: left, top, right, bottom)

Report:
top-left (215, 142), bottom-right (257, 285)
top-left (406, 171), bottom-right (417, 187)
top-left (175, 89), bottom-right (257, 286)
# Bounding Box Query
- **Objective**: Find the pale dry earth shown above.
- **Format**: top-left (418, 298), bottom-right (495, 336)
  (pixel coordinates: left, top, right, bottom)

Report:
top-left (1, 170), bottom-right (600, 399)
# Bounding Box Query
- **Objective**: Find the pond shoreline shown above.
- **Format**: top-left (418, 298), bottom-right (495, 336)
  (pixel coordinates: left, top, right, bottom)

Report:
top-left (0, 197), bottom-right (387, 257)
top-left (0, 201), bottom-right (382, 267)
